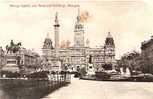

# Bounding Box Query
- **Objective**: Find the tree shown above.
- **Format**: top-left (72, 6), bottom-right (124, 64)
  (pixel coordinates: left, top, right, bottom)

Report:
top-left (118, 51), bottom-right (140, 75)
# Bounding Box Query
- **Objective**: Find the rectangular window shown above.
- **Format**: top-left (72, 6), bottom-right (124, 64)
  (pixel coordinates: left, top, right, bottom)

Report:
top-left (7, 60), bottom-right (16, 64)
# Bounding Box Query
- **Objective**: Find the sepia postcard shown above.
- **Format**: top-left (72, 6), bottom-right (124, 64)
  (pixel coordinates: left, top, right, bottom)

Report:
top-left (0, 0), bottom-right (153, 99)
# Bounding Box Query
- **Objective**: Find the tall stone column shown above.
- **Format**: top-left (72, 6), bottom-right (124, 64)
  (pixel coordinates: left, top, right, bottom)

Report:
top-left (54, 12), bottom-right (60, 57)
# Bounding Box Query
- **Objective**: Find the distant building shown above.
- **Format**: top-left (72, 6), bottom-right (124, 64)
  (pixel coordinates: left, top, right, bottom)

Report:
top-left (2, 46), bottom-right (40, 73)
top-left (42, 11), bottom-right (116, 72)
top-left (141, 36), bottom-right (153, 74)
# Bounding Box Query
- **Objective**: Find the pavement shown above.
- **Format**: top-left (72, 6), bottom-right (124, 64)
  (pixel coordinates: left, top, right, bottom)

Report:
top-left (43, 76), bottom-right (153, 99)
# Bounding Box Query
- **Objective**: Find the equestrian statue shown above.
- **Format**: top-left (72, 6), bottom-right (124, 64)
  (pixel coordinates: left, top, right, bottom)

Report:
top-left (6, 40), bottom-right (22, 53)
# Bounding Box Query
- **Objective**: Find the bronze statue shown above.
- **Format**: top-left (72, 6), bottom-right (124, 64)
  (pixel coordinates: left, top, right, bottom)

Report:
top-left (6, 40), bottom-right (22, 53)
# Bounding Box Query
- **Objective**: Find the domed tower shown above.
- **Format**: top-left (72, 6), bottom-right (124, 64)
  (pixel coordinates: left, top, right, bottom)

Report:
top-left (42, 33), bottom-right (54, 63)
top-left (104, 32), bottom-right (115, 70)
top-left (105, 32), bottom-right (115, 46)
top-left (43, 33), bottom-right (54, 49)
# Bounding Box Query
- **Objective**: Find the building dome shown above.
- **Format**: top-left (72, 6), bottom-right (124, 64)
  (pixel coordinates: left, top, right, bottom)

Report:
top-left (105, 32), bottom-right (115, 46)
top-left (43, 33), bottom-right (54, 49)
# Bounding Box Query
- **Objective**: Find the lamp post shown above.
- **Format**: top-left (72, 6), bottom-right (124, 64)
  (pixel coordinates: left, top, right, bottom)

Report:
top-left (0, 48), bottom-right (2, 69)
top-left (0, 47), bottom-right (4, 70)
top-left (0, 47), bottom-right (2, 77)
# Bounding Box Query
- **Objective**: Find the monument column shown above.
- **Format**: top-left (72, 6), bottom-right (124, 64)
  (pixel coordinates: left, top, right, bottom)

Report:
top-left (54, 12), bottom-right (60, 57)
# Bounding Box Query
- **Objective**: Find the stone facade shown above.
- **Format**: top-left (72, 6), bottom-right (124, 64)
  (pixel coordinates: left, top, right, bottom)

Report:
top-left (42, 12), bottom-right (116, 72)
top-left (2, 48), bottom-right (40, 73)
top-left (141, 36), bottom-right (153, 74)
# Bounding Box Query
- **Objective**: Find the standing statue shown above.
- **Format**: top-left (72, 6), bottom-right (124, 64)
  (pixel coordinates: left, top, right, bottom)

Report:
top-left (10, 40), bottom-right (15, 47)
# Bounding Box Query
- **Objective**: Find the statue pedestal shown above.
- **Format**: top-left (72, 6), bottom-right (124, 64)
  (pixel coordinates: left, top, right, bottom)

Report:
top-left (2, 64), bottom-right (20, 73)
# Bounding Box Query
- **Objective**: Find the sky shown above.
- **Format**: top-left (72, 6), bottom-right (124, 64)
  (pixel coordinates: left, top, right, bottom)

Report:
top-left (0, 0), bottom-right (153, 59)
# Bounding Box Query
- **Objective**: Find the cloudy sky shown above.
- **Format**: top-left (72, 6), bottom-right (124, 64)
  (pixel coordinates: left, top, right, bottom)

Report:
top-left (0, 0), bottom-right (153, 59)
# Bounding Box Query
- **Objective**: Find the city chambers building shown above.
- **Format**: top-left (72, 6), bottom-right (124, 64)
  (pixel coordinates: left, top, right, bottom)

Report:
top-left (42, 11), bottom-right (116, 72)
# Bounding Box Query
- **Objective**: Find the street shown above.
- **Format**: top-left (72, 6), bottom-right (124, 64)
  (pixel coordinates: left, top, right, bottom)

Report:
top-left (43, 76), bottom-right (153, 99)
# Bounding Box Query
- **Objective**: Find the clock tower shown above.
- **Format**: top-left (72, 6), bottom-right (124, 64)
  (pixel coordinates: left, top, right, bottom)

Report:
top-left (74, 9), bottom-right (85, 48)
